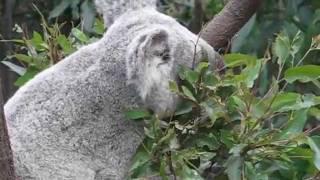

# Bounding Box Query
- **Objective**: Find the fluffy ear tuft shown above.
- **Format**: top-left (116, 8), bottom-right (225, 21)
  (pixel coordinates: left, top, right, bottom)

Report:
top-left (126, 28), bottom-right (170, 84)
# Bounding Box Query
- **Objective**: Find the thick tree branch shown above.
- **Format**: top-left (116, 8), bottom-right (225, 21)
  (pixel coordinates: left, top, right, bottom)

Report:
top-left (0, 0), bottom-right (16, 179)
top-left (189, 0), bottom-right (204, 33)
top-left (0, 76), bottom-right (15, 180)
top-left (201, 0), bottom-right (263, 51)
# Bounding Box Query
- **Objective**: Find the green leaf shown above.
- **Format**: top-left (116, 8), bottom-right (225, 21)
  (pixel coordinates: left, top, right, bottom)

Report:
top-left (269, 93), bottom-right (300, 112)
top-left (57, 35), bottom-right (73, 54)
top-left (70, 0), bottom-right (81, 19)
top-left (225, 155), bottom-right (242, 180)
top-left (158, 128), bottom-right (175, 146)
top-left (231, 14), bottom-right (256, 52)
top-left (308, 136), bottom-right (320, 170)
top-left (203, 74), bottom-right (219, 88)
top-left (14, 66), bottom-right (39, 86)
top-left (280, 109), bottom-right (308, 138)
top-left (269, 93), bottom-right (320, 112)
top-left (185, 70), bottom-right (200, 84)
top-left (220, 130), bottom-right (235, 148)
top-left (201, 100), bottom-right (225, 124)
top-left (177, 65), bottom-right (187, 80)
top-left (0, 39), bottom-right (25, 44)
top-left (49, 1), bottom-right (71, 19)
top-left (80, 0), bottom-right (96, 32)
top-left (169, 80), bottom-right (179, 93)
top-left (273, 33), bottom-right (291, 65)
top-left (182, 86), bottom-right (196, 102)
top-left (244, 162), bottom-right (268, 180)
top-left (71, 28), bottom-right (89, 43)
top-left (93, 18), bottom-right (105, 35)
top-left (284, 65), bottom-right (320, 83)
top-left (12, 54), bottom-right (33, 63)
top-left (175, 101), bottom-right (193, 116)
top-left (193, 133), bottom-right (220, 150)
top-left (309, 107), bottom-right (320, 120)
top-left (224, 53), bottom-right (256, 68)
top-left (31, 31), bottom-right (45, 51)
top-left (195, 62), bottom-right (209, 73)
top-left (159, 158), bottom-right (169, 180)
top-left (224, 54), bottom-right (260, 87)
top-left (179, 164), bottom-right (203, 180)
top-left (124, 108), bottom-right (151, 120)
top-left (229, 96), bottom-right (246, 113)
top-left (129, 142), bottom-right (153, 178)
top-left (242, 59), bottom-right (262, 88)
top-left (291, 31), bottom-right (304, 56)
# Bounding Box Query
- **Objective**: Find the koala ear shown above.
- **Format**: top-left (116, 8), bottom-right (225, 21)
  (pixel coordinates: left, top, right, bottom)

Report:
top-left (137, 29), bottom-right (170, 59)
top-left (126, 28), bottom-right (170, 83)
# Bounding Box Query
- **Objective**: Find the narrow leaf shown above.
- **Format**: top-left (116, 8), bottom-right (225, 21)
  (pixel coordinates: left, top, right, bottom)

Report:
top-left (124, 108), bottom-right (151, 120)
top-left (308, 136), bottom-right (320, 170)
top-left (1, 61), bottom-right (26, 75)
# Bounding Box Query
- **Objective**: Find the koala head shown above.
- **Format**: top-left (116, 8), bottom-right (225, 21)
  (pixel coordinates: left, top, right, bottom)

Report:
top-left (126, 26), bottom-right (217, 117)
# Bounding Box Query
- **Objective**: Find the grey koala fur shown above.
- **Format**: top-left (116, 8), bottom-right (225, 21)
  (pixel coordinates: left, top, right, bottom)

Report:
top-left (94, 0), bottom-right (157, 27)
top-left (4, 8), bottom-right (217, 180)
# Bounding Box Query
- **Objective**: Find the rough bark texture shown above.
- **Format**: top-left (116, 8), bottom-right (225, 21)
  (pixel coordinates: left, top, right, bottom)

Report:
top-left (0, 75), bottom-right (15, 180)
top-left (0, 0), bottom-right (16, 179)
top-left (201, 0), bottom-right (263, 51)
top-left (189, 0), bottom-right (204, 33)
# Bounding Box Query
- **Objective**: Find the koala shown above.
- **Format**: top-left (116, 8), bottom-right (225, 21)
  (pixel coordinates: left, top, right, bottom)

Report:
top-left (94, 0), bottom-right (157, 27)
top-left (4, 8), bottom-right (217, 180)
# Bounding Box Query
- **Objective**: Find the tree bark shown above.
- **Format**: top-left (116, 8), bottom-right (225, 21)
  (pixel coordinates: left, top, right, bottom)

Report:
top-left (189, 0), bottom-right (204, 34)
top-left (0, 76), bottom-right (15, 180)
top-left (201, 0), bottom-right (263, 51)
top-left (0, 0), bottom-right (16, 179)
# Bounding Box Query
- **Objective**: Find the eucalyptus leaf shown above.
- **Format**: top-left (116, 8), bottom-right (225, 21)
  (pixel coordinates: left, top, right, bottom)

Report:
top-left (182, 86), bottom-right (196, 102)
top-left (284, 65), bottom-right (320, 83)
top-left (273, 33), bottom-right (291, 65)
top-left (49, 1), bottom-right (71, 19)
top-left (124, 108), bottom-right (151, 120)
top-left (57, 35), bottom-right (73, 54)
top-left (71, 28), bottom-right (89, 43)
top-left (14, 66), bottom-right (39, 86)
top-left (308, 136), bottom-right (320, 170)
top-left (224, 53), bottom-right (256, 68)
top-left (81, 0), bottom-right (96, 32)
top-left (280, 109), bottom-right (308, 138)
top-left (225, 155), bottom-right (242, 180)
top-left (1, 61), bottom-right (26, 75)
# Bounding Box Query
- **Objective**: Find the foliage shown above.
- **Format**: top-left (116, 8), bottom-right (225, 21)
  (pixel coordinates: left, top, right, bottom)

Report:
top-left (1, 7), bottom-right (104, 86)
top-left (49, 0), bottom-right (96, 32)
top-left (126, 32), bottom-right (320, 179)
